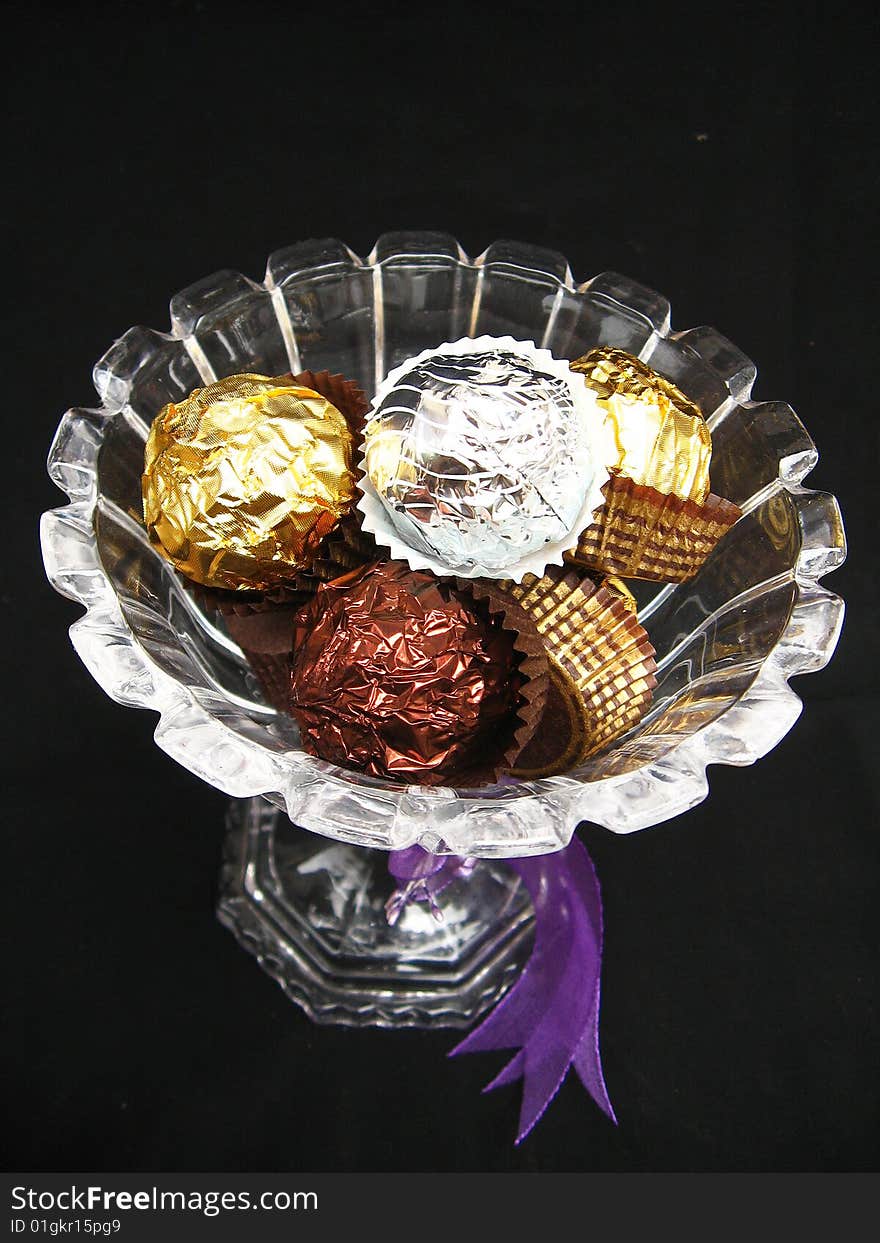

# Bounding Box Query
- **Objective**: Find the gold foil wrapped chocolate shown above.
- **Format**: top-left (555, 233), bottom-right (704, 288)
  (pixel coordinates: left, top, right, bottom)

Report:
top-left (570, 347), bottom-right (711, 503)
top-left (568, 348), bottom-right (741, 582)
top-left (143, 373), bottom-right (356, 591)
top-left (506, 567), bottom-right (657, 776)
top-left (183, 369), bottom-right (374, 616)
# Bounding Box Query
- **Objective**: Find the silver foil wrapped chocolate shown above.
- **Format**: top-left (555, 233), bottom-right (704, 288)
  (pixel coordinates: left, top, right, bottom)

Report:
top-left (359, 337), bottom-right (607, 581)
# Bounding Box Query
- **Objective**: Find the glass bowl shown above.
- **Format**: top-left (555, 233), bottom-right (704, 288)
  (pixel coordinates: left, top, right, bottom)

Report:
top-left (40, 232), bottom-right (846, 860)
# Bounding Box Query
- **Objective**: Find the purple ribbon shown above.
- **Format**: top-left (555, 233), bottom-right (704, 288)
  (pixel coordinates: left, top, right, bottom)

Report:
top-left (386, 837), bottom-right (616, 1143)
top-left (385, 848), bottom-right (476, 924)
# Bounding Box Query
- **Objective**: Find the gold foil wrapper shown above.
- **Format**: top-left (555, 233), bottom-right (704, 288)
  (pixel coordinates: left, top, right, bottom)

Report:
top-left (277, 368), bottom-right (371, 450)
top-left (505, 567), bottom-right (657, 775)
top-left (185, 370), bottom-right (374, 614)
top-left (571, 346), bottom-right (711, 504)
top-left (604, 575), bottom-right (637, 612)
top-left (565, 474), bottom-right (742, 582)
top-left (192, 510), bottom-right (379, 615)
top-left (143, 373), bottom-right (356, 591)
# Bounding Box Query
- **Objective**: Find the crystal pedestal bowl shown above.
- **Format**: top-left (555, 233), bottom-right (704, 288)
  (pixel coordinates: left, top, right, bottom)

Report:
top-left (41, 232), bottom-right (846, 1027)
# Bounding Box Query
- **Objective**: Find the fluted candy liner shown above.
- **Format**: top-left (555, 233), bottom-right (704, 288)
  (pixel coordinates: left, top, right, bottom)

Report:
top-left (453, 577), bottom-right (552, 781)
top-left (356, 336), bottom-right (610, 584)
top-left (565, 473), bottom-right (743, 583)
top-left (186, 578), bottom-right (313, 618)
top-left (505, 567), bottom-right (658, 777)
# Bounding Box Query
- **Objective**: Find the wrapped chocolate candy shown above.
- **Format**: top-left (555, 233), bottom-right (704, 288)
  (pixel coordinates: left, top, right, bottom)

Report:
top-left (358, 337), bottom-right (608, 581)
top-left (288, 561), bottom-right (549, 785)
top-left (143, 373), bottom-right (356, 591)
top-left (182, 369), bottom-right (374, 616)
top-left (506, 567), bottom-right (657, 777)
top-left (572, 347), bottom-right (711, 501)
top-left (566, 348), bottom-right (741, 582)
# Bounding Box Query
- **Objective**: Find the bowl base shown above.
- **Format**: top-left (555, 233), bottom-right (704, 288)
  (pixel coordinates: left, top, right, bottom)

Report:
top-left (217, 798), bottom-right (534, 1029)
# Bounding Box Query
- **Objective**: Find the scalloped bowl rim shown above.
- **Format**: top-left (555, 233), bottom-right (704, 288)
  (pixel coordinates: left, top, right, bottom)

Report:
top-left (40, 234), bottom-right (847, 857)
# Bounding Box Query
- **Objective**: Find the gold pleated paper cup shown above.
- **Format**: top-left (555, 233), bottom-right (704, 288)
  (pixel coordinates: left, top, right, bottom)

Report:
top-left (565, 473), bottom-right (742, 583)
top-left (504, 567), bottom-right (658, 776)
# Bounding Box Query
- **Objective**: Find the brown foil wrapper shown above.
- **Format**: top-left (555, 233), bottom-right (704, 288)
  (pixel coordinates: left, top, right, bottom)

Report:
top-left (564, 474), bottom-right (742, 583)
top-left (143, 373), bottom-right (358, 591)
top-left (505, 567), bottom-right (658, 777)
top-left (287, 561), bottom-right (548, 786)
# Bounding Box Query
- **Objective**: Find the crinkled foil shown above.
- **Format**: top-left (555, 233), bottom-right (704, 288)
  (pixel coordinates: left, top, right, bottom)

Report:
top-left (278, 367), bottom-right (371, 450)
top-left (604, 574), bottom-right (637, 612)
top-left (186, 510), bottom-right (372, 618)
top-left (185, 368), bottom-right (373, 616)
top-left (570, 347), bottom-right (711, 503)
top-left (364, 348), bottom-right (594, 573)
top-left (143, 373), bottom-right (356, 591)
top-left (506, 567), bottom-right (657, 774)
top-left (288, 561), bottom-right (523, 785)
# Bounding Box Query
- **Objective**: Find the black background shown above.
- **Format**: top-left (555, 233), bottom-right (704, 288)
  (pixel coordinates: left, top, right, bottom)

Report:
top-left (4, 0), bottom-right (878, 1172)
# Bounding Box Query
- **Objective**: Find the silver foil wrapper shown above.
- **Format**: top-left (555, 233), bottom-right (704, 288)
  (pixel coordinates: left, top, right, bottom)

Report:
top-left (363, 348), bottom-right (595, 574)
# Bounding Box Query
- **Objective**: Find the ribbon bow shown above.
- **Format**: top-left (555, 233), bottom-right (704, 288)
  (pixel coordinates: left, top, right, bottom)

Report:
top-left (387, 837), bottom-right (616, 1143)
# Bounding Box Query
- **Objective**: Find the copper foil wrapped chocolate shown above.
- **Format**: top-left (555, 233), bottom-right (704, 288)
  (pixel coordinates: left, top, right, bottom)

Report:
top-left (143, 374), bottom-right (356, 591)
top-left (288, 561), bottom-right (525, 784)
top-left (361, 340), bottom-right (604, 578)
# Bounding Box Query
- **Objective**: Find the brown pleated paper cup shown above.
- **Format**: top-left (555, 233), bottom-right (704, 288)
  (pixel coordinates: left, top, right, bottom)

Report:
top-left (452, 577), bottom-right (551, 785)
top-left (222, 606), bottom-right (301, 714)
top-left (565, 473), bottom-right (742, 583)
